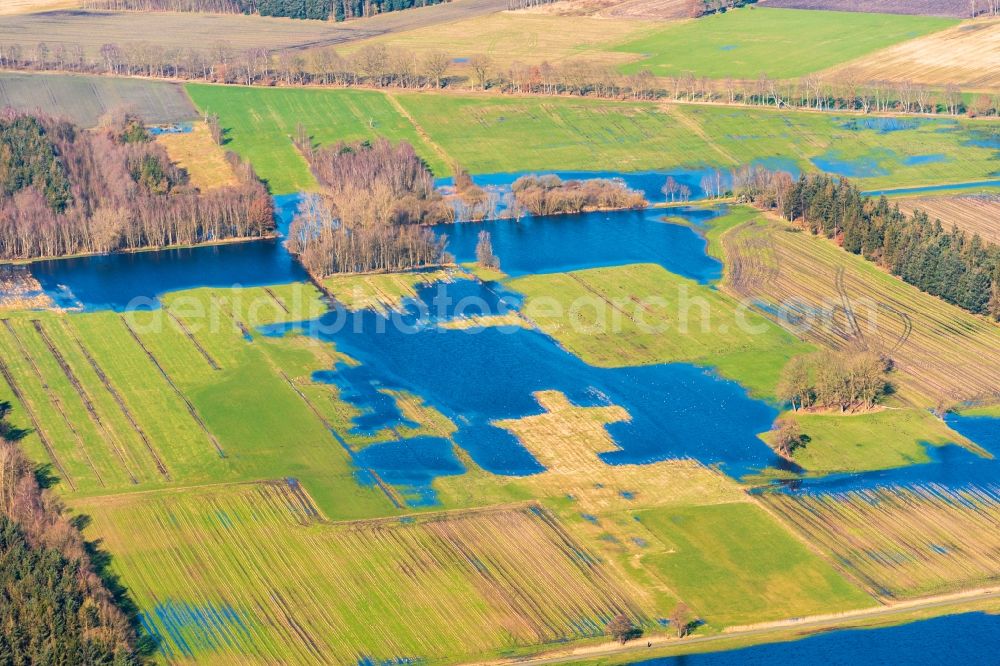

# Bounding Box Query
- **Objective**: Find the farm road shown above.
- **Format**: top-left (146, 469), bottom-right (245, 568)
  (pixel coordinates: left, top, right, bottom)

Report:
top-left (492, 586), bottom-right (1000, 666)
top-left (0, 0), bottom-right (509, 57)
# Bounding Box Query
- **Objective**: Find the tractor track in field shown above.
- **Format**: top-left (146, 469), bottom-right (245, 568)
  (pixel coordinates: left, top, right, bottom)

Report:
top-left (119, 315), bottom-right (226, 459)
top-left (165, 309), bottom-right (221, 371)
top-left (1, 319), bottom-right (104, 488)
top-left (0, 352), bottom-right (75, 491)
top-left (28, 319), bottom-right (138, 485)
top-left (55, 320), bottom-right (171, 481)
top-left (273, 365), bottom-right (407, 509)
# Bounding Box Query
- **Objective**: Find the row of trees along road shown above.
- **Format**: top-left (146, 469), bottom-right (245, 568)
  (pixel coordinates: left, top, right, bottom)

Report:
top-left (1, 40), bottom-right (998, 117)
top-left (0, 109), bottom-right (274, 260)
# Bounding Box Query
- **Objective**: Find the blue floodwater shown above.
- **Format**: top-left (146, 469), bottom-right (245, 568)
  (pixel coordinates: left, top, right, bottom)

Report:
top-left (265, 278), bottom-right (782, 498)
top-left (629, 612), bottom-right (1000, 666)
top-left (839, 117), bottom-right (922, 133)
top-left (438, 207), bottom-right (725, 281)
top-left (31, 238), bottom-right (307, 311)
top-left (965, 129), bottom-right (1000, 150)
top-left (862, 178), bottom-right (1000, 197)
top-left (810, 152), bottom-right (890, 178)
top-left (29, 194), bottom-right (306, 311)
top-left (147, 122), bottom-right (193, 136)
top-left (902, 153), bottom-right (948, 166)
top-left (140, 599), bottom-right (252, 660)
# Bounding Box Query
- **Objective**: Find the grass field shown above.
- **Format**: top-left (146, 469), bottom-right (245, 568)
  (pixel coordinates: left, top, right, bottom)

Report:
top-left (764, 408), bottom-right (977, 473)
top-left (823, 18), bottom-right (1000, 90)
top-left (898, 194), bottom-right (1000, 245)
top-left (509, 262), bottom-right (814, 397)
top-left (156, 122), bottom-right (238, 191)
top-left (634, 502), bottom-right (873, 626)
top-left (0, 283), bottom-right (456, 516)
top-left (760, 0), bottom-right (974, 17)
top-left (722, 215), bottom-right (1000, 408)
top-left (615, 7), bottom-right (956, 80)
top-left (76, 486), bottom-right (647, 664)
top-left (763, 485), bottom-right (1000, 599)
top-left (186, 85), bottom-right (446, 192)
top-left (187, 84), bottom-right (1000, 194)
top-left (0, 72), bottom-right (195, 127)
top-left (336, 11), bottom-right (658, 68)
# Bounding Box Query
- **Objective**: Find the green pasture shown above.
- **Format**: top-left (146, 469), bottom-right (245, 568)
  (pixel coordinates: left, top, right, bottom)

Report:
top-left (0, 283), bottom-right (460, 518)
top-left (636, 502), bottom-right (873, 627)
top-left (509, 262), bottom-right (813, 398)
top-left (766, 408), bottom-right (980, 473)
top-left (615, 8), bottom-right (956, 80)
top-left (187, 84), bottom-right (1000, 194)
top-left (185, 85), bottom-right (446, 193)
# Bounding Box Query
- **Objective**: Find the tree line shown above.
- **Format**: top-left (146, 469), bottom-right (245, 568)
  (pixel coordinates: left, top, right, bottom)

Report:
top-left (738, 168), bottom-right (1000, 318)
top-left (2, 39), bottom-right (997, 117)
top-left (0, 110), bottom-right (274, 260)
top-left (286, 139), bottom-right (450, 277)
top-left (82, 0), bottom-right (446, 21)
top-left (0, 402), bottom-right (145, 664)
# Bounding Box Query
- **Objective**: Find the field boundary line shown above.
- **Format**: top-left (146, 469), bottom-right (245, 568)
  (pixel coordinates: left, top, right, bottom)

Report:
top-left (384, 91), bottom-right (456, 168)
top-left (164, 309), bottom-right (221, 370)
top-left (1, 319), bottom-right (103, 488)
top-left (118, 315), bottom-right (226, 458)
top-left (269, 362), bottom-right (408, 510)
top-left (56, 320), bottom-right (171, 481)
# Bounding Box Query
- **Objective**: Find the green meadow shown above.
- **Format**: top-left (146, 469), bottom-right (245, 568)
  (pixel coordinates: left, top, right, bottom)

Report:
top-left (185, 85), bottom-right (446, 193)
top-left (509, 261), bottom-right (814, 398)
top-left (766, 408), bottom-right (979, 474)
top-left (186, 84), bottom-right (1000, 194)
top-left (615, 8), bottom-right (956, 80)
top-left (635, 502), bottom-right (872, 627)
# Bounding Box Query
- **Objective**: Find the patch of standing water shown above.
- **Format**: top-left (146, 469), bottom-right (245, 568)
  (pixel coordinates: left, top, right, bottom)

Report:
top-left (440, 206), bottom-right (726, 281)
top-left (902, 153), bottom-right (948, 166)
top-left (811, 150), bottom-right (891, 178)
